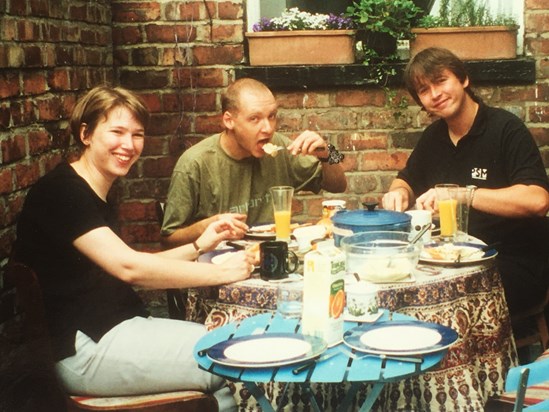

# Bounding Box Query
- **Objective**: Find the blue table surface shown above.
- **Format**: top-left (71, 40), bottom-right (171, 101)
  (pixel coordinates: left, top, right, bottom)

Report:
top-left (194, 310), bottom-right (448, 384)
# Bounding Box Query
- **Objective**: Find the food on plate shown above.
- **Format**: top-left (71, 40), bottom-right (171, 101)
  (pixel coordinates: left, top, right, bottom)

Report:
top-left (263, 143), bottom-right (282, 157)
top-left (422, 243), bottom-right (484, 261)
top-left (247, 242), bottom-right (261, 266)
top-left (248, 223), bottom-right (312, 234)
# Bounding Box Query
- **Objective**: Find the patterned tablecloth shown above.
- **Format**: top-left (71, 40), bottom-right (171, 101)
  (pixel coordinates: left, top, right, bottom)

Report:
top-left (186, 261), bottom-right (518, 411)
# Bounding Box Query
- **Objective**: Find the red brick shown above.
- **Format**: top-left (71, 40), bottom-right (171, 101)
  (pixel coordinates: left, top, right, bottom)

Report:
top-left (24, 45), bottom-right (43, 66)
top-left (195, 114), bottom-right (223, 134)
top-left (144, 24), bottom-right (195, 43)
top-left (0, 104), bottom-right (10, 129)
top-left (525, 0), bottom-right (549, 9)
top-left (178, 2), bottom-right (201, 20)
top-left (15, 161), bottom-right (41, 190)
top-left (119, 69), bottom-right (170, 90)
top-left (192, 45), bottom-right (244, 65)
top-left (178, 93), bottom-right (217, 112)
top-left (17, 20), bottom-right (40, 41)
top-left (112, 26), bottom-right (142, 45)
top-left (530, 127), bottom-right (549, 147)
top-left (361, 151), bottom-right (409, 171)
top-left (37, 96), bottom-right (63, 121)
top-left (218, 2), bottom-right (243, 20)
top-left (305, 110), bottom-right (358, 130)
top-left (0, 167), bottom-right (13, 195)
top-left (1, 135), bottom-right (26, 163)
top-left (335, 89), bottom-right (386, 107)
top-left (172, 67), bottom-right (225, 88)
top-left (0, 72), bottom-right (20, 99)
top-left (118, 201), bottom-right (151, 221)
top-left (212, 24), bottom-right (243, 43)
top-left (147, 113), bottom-right (187, 135)
top-left (48, 69), bottom-right (70, 90)
top-left (142, 157), bottom-right (177, 178)
top-left (11, 100), bottom-right (38, 127)
top-left (340, 132), bottom-right (388, 151)
top-left (23, 72), bottom-right (47, 94)
top-left (525, 13), bottom-right (549, 35)
top-left (139, 93), bottom-right (162, 112)
top-left (119, 222), bottom-right (161, 244)
top-left (141, 136), bottom-right (169, 156)
top-left (28, 130), bottom-right (52, 155)
top-left (30, 0), bottom-right (48, 16)
top-left (275, 92), bottom-right (330, 109)
top-left (112, 2), bottom-right (161, 23)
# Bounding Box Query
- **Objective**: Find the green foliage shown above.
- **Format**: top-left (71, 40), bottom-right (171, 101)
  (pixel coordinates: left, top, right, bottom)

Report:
top-left (346, 0), bottom-right (422, 40)
top-left (417, 0), bottom-right (518, 27)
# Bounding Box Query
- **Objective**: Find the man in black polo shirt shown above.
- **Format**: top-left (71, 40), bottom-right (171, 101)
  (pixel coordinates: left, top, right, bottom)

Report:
top-left (382, 47), bottom-right (549, 316)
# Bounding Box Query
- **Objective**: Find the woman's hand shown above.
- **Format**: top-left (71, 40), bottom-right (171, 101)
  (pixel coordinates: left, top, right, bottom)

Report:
top-left (197, 217), bottom-right (248, 252)
top-left (217, 250), bottom-right (255, 283)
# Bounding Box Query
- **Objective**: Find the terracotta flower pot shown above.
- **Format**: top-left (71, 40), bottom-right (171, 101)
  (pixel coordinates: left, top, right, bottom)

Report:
top-left (245, 30), bottom-right (356, 66)
top-left (410, 26), bottom-right (518, 60)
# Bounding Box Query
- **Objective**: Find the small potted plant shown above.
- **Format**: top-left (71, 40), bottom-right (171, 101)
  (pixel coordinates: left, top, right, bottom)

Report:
top-left (410, 0), bottom-right (519, 60)
top-left (245, 8), bottom-right (356, 66)
top-left (345, 0), bottom-right (423, 58)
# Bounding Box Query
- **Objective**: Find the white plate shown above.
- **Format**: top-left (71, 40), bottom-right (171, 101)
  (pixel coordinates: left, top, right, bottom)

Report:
top-left (343, 320), bottom-right (458, 356)
top-left (211, 251), bottom-right (237, 265)
top-left (420, 241), bottom-right (498, 266)
top-left (245, 224), bottom-right (276, 240)
top-left (206, 333), bottom-right (327, 368)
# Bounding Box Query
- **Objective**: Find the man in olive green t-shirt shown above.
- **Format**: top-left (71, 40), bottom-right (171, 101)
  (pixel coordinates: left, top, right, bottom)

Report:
top-left (161, 78), bottom-right (347, 248)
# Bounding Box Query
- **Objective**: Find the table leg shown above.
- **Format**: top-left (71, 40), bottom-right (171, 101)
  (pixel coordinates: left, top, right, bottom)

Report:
top-left (337, 382), bottom-right (385, 412)
top-left (301, 382), bottom-right (322, 412)
top-left (243, 382), bottom-right (275, 412)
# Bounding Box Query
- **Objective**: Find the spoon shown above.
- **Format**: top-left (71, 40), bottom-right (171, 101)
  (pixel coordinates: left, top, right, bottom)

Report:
top-left (410, 223), bottom-right (432, 245)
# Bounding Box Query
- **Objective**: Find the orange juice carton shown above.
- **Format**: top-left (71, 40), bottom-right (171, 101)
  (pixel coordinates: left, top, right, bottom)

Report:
top-left (302, 239), bottom-right (345, 346)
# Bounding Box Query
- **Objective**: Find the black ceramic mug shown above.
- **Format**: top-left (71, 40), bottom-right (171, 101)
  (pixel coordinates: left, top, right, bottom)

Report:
top-left (259, 241), bottom-right (299, 281)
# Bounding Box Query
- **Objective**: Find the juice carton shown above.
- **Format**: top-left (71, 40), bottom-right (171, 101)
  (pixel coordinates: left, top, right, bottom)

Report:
top-left (301, 239), bottom-right (346, 346)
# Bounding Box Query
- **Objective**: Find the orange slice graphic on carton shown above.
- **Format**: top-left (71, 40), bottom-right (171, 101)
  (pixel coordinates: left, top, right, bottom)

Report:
top-left (330, 289), bottom-right (345, 319)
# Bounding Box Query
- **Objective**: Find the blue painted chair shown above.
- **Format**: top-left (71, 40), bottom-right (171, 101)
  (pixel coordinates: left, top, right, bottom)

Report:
top-left (486, 349), bottom-right (549, 411)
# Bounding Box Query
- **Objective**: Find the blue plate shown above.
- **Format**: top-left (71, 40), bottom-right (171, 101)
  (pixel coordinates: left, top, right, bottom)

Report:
top-left (207, 332), bottom-right (327, 368)
top-left (343, 320), bottom-right (458, 356)
top-left (420, 241), bottom-right (498, 266)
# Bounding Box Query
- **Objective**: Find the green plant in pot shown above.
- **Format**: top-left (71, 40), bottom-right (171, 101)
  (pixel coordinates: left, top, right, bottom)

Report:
top-left (416, 0), bottom-right (517, 28)
top-left (345, 0), bottom-right (422, 119)
top-left (346, 0), bottom-right (422, 58)
top-left (411, 0), bottom-right (519, 60)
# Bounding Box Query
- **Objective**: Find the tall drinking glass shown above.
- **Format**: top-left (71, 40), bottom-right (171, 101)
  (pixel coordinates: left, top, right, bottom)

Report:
top-left (454, 186), bottom-right (475, 242)
top-left (270, 186), bottom-right (294, 242)
top-left (435, 184), bottom-right (458, 242)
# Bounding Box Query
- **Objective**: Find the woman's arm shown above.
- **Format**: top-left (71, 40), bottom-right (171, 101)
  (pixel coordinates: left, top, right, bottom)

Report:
top-left (73, 226), bottom-right (254, 289)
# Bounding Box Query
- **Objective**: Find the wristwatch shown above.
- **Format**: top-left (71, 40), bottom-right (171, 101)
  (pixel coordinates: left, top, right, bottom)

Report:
top-left (319, 144), bottom-right (344, 165)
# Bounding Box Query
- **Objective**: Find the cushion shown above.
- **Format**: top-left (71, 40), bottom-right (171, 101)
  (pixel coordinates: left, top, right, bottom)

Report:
top-left (70, 390), bottom-right (208, 408)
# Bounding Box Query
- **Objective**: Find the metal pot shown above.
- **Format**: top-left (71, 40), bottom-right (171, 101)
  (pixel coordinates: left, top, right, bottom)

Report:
top-left (331, 203), bottom-right (411, 246)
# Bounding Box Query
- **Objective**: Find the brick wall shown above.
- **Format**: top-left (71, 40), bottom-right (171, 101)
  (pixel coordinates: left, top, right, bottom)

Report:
top-left (1, 0), bottom-right (548, 266)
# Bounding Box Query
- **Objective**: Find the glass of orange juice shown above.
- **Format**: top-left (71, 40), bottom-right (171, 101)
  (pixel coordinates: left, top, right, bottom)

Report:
top-left (435, 184), bottom-right (458, 242)
top-left (269, 186), bottom-right (294, 242)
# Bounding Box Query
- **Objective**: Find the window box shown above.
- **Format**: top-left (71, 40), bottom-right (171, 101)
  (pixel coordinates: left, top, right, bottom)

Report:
top-left (245, 30), bottom-right (356, 66)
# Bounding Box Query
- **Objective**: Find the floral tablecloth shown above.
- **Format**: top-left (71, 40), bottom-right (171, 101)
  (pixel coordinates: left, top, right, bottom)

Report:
top-left (187, 262), bottom-right (518, 411)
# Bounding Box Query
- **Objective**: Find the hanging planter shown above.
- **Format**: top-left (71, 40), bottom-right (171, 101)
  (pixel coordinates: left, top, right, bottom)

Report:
top-left (410, 25), bottom-right (518, 60)
top-left (246, 30), bottom-right (356, 66)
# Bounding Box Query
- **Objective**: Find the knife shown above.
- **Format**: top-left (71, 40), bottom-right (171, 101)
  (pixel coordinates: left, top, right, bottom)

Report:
top-left (292, 350), bottom-right (339, 375)
top-left (455, 241), bottom-right (501, 262)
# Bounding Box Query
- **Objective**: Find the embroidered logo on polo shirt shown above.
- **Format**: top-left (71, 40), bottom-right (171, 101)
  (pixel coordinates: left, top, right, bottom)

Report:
top-left (471, 168), bottom-right (487, 180)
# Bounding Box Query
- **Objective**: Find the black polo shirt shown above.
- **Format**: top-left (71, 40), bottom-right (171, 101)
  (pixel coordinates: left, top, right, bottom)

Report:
top-left (398, 101), bottom-right (549, 258)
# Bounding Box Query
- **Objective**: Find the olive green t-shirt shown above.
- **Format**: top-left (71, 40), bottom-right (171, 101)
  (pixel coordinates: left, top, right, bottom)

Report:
top-left (161, 133), bottom-right (323, 235)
